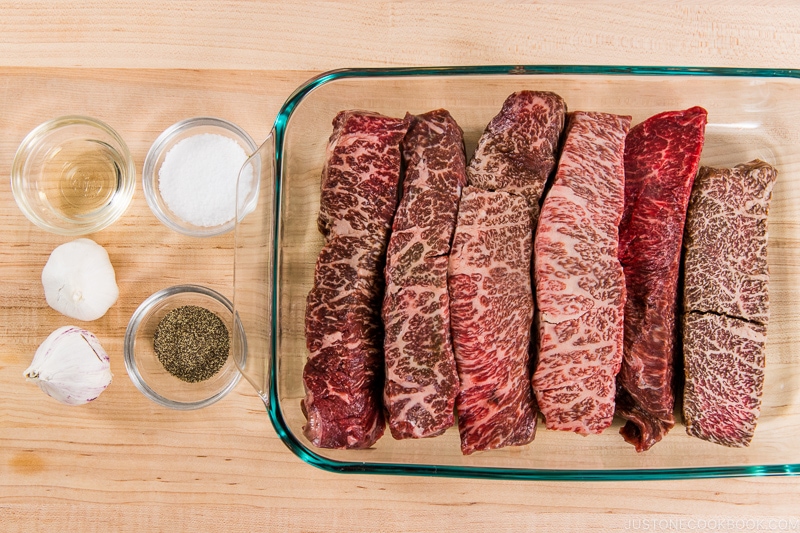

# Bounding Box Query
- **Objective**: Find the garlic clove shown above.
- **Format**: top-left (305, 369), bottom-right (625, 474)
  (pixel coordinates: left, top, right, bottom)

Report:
top-left (24, 326), bottom-right (113, 405)
top-left (41, 238), bottom-right (119, 322)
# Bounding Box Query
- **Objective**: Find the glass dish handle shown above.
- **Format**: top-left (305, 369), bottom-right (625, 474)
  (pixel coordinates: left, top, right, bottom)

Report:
top-left (233, 132), bottom-right (276, 406)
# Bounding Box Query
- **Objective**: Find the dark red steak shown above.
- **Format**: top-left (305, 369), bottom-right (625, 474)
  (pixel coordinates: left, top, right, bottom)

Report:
top-left (533, 111), bottom-right (630, 435)
top-left (682, 160), bottom-right (777, 447)
top-left (382, 109), bottom-right (466, 439)
top-left (303, 110), bottom-right (410, 449)
top-left (448, 187), bottom-right (537, 455)
top-left (616, 107), bottom-right (707, 452)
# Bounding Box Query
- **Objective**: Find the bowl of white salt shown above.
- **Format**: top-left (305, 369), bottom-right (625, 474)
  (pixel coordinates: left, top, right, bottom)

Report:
top-left (142, 117), bottom-right (259, 237)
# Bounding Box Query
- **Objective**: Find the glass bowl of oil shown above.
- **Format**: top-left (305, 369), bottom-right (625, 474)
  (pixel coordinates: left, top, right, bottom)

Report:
top-left (11, 116), bottom-right (135, 235)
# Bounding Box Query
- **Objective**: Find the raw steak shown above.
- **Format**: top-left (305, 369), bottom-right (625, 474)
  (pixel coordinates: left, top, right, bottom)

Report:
top-left (316, 111), bottom-right (411, 240)
top-left (682, 313), bottom-right (767, 447)
top-left (448, 187), bottom-right (537, 454)
top-left (303, 110), bottom-right (410, 449)
top-left (382, 109), bottom-right (466, 440)
top-left (682, 160), bottom-right (777, 447)
top-left (616, 107), bottom-right (707, 452)
top-left (683, 161), bottom-right (776, 324)
top-left (532, 111), bottom-right (630, 435)
top-left (467, 90), bottom-right (566, 218)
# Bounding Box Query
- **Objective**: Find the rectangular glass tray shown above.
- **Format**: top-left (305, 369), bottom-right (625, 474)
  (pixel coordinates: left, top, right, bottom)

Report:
top-left (233, 65), bottom-right (800, 480)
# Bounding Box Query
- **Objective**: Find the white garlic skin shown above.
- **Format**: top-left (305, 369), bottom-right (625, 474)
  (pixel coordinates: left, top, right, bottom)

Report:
top-left (41, 238), bottom-right (119, 322)
top-left (24, 326), bottom-right (113, 406)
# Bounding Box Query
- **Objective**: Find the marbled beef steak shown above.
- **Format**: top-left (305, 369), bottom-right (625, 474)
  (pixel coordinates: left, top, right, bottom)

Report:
top-left (682, 160), bottom-right (777, 447)
top-left (682, 313), bottom-right (768, 448)
top-left (303, 111), bottom-right (410, 449)
top-left (448, 91), bottom-right (566, 454)
top-left (448, 187), bottom-right (537, 454)
top-left (467, 90), bottom-right (567, 220)
top-left (533, 111), bottom-right (630, 436)
top-left (382, 110), bottom-right (466, 440)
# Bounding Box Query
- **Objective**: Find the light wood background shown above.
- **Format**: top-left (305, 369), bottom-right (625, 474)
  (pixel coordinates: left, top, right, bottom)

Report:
top-left (1, 3), bottom-right (799, 532)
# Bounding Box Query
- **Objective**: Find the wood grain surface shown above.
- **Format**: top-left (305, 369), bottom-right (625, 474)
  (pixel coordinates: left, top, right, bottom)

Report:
top-left (1, 3), bottom-right (799, 532)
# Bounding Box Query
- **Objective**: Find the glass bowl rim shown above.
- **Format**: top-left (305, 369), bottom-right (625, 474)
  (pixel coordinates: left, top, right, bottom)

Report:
top-left (142, 116), bottom-right (259, 238)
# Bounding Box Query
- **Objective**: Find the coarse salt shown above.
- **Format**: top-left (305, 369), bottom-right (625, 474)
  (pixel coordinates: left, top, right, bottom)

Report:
top-left (158, 133), bottom-right (253, 228)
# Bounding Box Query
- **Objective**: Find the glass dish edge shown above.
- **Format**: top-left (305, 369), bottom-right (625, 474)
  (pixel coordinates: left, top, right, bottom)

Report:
top-left (267, 64), bottom-right (800, 481)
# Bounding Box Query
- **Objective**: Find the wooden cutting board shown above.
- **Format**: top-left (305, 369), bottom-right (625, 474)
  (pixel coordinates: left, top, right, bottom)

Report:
top-left (1, 67), bottom-right (798, 533)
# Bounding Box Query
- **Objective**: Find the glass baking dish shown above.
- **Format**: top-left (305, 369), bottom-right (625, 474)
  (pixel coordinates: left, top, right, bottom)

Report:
top-left (233, 65), bottom-right (800, 480)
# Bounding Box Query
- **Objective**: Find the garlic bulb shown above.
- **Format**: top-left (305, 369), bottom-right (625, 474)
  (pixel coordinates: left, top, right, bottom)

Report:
top-left (42, 238), bottom-right (119, 321)
top-left (24, 326), bottom-right (113, 405)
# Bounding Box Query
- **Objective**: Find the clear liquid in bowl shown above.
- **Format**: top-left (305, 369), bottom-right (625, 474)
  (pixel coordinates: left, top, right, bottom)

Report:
top-left (40, 139), bottom-right (124, 220)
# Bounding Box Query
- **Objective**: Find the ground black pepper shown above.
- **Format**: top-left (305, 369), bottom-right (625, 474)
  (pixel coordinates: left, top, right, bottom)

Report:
top-left (153, 305), bottom-right (230, 383)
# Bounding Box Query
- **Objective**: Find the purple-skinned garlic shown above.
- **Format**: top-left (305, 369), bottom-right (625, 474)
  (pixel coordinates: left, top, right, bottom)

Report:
top-left (24, 326), bottom-right (113, 405)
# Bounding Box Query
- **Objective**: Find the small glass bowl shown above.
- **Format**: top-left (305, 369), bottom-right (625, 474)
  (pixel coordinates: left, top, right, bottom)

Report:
top-left (11, 115), bottom-right (135, 235)
top-left (142, 117), bottom-right (258, 238)
top-left (124, 284), bottom-right (243, 410)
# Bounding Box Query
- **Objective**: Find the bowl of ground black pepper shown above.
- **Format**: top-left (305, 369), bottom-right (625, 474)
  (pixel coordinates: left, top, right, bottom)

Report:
top-left (124, 284), bottom-right (243, 409)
